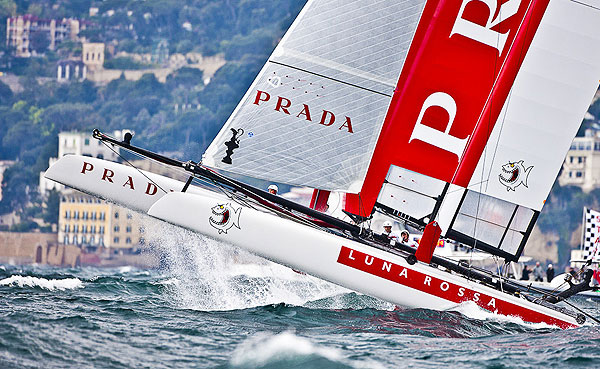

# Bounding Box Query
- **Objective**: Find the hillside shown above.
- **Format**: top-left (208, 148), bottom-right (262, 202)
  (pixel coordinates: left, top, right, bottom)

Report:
top-left (0, 0), bottom-right (305, 216)
top-left (1, 0), bottom-right (599, 270)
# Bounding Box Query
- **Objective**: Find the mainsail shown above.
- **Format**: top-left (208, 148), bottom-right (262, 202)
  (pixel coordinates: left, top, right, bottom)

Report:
top-left (203, 0), bottom-right (427, 192)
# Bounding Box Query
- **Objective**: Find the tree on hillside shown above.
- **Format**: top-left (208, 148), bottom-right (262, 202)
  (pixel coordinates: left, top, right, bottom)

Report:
top-left (537, 183), bottom-right (600, 268)
top-left (30, 31), bottom-right (50, 54)
top-left (0, 161), bottom-right (33, 214)
top-left (0, 80), bottom-right (13, 105)
top-left (223, 28), bottom-right (276, 61)
top-left (42, 189), bottom-right (60, 225)
top-left (41, 103), bottom-right (103, 133)
top-left (166, 67), bottom-right (204, 90)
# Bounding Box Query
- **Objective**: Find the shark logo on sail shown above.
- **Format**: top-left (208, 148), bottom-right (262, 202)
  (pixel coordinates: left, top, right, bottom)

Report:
top-left (209, 203), bottom-right (241, 234)
top-left (499, 160), bottom-right (533, 191)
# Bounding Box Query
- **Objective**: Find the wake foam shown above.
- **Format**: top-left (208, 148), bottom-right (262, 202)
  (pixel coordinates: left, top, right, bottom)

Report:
top-left (143, 219), bottom-right (347, 311)
top-left (0, 275), bottom-right (83, 291)
top-left (229, 331), bottom-right (385, 369)
top-left (447, 301), bottom-right (559, 329)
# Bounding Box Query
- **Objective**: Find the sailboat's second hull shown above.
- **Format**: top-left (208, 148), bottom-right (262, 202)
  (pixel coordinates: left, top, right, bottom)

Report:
top-left (45, 155), bottom-right (581, 328)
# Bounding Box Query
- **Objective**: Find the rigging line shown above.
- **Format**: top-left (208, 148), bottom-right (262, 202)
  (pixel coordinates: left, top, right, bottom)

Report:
top-left (100, 140), bottom-right (169, 195)
top-left (470, 0), bottom-right (523, 265)
top-left (571, 0), bottom-right (600, 11)
top-left (471, 0), bottom-right (508, 263)
top-left (560, 298), bottom-right (600, 325)
top-left (382, 180), bottom-right (440, 201)
top-left (487, 0), bottom-right (539, 184)
top-left (482, 1), bottom-right (533, 193)
top-left (268, 60), bottom-right (392, 97)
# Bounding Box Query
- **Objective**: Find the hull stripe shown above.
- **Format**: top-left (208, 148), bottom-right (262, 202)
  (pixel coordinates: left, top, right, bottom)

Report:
top-left (337, 246), bottom-right (575, 328)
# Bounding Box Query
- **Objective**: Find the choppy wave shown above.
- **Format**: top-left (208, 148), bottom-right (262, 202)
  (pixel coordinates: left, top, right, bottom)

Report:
top-left (446, 301), bottom-right (560, 330)
top-left (0, 275), bottom-right (83, 290)
top-left (229, 331), bottom-right (386, 369)
top-left (0, 263), bottom-right (599, 369)
top-left (1, 221), bottom-right (600, 368)
top-left (229, 331), bottom-right (343, 367)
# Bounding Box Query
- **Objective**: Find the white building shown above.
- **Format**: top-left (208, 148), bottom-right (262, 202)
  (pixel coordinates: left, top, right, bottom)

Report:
top-left (39, 130), bottom-right (129, 197)
top-left (558, 129), bottom-right (600, 192)
top-left (82, 42), bottom-right (105, 70)
top-left (6, 15), bottom-right (81, 57)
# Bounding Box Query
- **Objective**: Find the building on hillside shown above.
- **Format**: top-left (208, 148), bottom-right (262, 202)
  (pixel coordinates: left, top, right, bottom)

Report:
top-left (6, 15), bottom-right (82, 57)
top-left (82, 42), bottom-right (105, 70)
top-left (39, 130), bottom-right (130, 197)
top-left (56, 42), bottom-right (103, 82)
top-left (57, 59), bottom-right (86, 81)
top-left (558, 129), bottom-right (600, 192)
top-left (58, 189), bottom-right (145, 252)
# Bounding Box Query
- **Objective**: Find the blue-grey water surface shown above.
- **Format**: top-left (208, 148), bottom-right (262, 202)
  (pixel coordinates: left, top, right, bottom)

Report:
top-left (2, 227), bottom-right (600, 368)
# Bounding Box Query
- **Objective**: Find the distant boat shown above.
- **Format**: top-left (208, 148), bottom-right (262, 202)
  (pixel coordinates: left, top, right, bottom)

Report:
top-left (46, 0), bottom-right (600, 328)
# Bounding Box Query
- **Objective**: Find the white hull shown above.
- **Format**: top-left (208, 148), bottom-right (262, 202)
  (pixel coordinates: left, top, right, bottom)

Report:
top-left (46, 155), bottom-right (581, 328)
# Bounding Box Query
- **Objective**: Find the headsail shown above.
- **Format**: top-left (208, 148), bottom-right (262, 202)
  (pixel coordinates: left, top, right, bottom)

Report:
top-left (203, 0), bottom-right (427, 192)
top-left (345, 0), bottom-right (600, 261)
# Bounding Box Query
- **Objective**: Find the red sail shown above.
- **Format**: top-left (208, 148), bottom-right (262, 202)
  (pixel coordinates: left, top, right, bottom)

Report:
top-left (345, 0), bottom-right (549, 217)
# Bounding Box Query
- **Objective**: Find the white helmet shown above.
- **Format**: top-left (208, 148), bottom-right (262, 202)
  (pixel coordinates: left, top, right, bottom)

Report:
top-left (383, 221), bottom-right (392, 228)
top-left (267, 184), bottom-right (278, 192)
top-left (400, 230), bottom-right (409, 236)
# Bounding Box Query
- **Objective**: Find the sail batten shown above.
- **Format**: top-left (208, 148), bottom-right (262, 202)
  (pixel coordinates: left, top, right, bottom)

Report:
top-left (268, 60), bottom-right (393, 96)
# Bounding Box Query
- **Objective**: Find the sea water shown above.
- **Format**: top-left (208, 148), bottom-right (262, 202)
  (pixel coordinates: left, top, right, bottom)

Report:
top-left (1, 224), bottom-right (600, 368)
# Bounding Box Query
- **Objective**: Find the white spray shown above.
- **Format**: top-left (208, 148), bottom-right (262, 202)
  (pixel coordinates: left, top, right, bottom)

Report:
top-left (142, 218), bottom-right (346, 311)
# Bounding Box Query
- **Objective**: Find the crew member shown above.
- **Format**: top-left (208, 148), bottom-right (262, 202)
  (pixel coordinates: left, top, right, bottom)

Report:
top-left (400, 230), bottom-right (418, 248)
top-left (382, 221), bottom-right (400, 242)
top-left (268, 184), bottom-right (278, 195)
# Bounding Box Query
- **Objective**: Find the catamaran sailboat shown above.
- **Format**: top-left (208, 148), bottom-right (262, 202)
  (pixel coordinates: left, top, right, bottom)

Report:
top-left (45, 0), bottom-right (600, 328)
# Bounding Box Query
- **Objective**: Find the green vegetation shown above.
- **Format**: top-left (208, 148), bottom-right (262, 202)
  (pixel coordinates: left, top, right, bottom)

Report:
top-left (0, 0), bottom-right (599, 272)
top-left (0, 0), bottom-right (306, 231)
top-left (103, 56), bottom-right (153, 70)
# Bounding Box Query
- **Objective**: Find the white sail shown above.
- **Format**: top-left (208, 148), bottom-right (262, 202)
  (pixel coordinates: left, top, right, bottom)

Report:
top-left (203, 0), bottom-right (427, 192)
